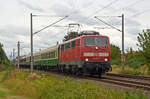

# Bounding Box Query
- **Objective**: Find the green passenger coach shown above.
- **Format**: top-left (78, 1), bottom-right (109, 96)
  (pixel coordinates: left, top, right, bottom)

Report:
top-left (33, 45), bottom-right (59, 68)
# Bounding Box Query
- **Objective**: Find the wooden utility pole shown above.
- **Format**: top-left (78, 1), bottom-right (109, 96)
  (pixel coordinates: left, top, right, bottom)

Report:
top-left (122, 14), bottom-right (125, 72)
top-left (17, 41), bottom-right (20, 69)
top-left (30, 13), bottom-right (34, 73)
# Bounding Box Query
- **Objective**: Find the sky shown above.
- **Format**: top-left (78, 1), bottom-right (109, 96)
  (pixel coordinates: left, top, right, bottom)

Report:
top-left (0, 0), bottom-right (150, 59)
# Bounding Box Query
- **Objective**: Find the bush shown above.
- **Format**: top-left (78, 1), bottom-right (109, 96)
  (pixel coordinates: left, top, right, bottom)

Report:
top-left (0, 64), bottom-right (6, 71)
top-left (125, 51), bottom-right (146, 69)
top-left (147, 63), bottom-right (150, 75)
top-left (111, 59), bottom-right (121, 66)
top-left (110, 44), bottom-right (121, 66)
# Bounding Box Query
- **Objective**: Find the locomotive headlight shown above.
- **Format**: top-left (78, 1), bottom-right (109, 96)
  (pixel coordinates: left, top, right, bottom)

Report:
top-left (104, 58), bottom-right (108, 61)
top-left (95, 47), bottom-right (98, 49)
top-left (85, 58), bottom-right (88, 61)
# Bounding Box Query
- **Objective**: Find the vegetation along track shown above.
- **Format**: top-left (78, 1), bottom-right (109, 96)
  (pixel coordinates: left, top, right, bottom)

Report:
top-left (22, 68), bottom-right (150, 91)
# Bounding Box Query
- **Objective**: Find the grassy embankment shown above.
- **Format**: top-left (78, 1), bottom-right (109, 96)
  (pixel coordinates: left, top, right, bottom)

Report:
top-left (0, 68), bottom-right (148, 99)
top-left (0, 69), bottom-right (30, 99)
top-left (110, 65), bottom-right (150, 76)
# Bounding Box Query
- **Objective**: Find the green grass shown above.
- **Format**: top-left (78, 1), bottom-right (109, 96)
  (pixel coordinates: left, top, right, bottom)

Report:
top-left (0, 83), bottom-right (24, 99)
top-left (111, 65), bottom-right (150, 76)
top-left (0, 91), bottom-right (6, 98)
top-left (0, 69), bottom-right (149, 99)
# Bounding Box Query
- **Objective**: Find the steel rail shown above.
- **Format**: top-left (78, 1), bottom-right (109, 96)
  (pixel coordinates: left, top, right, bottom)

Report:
top-left (106, 73), bottom-right (150, 80)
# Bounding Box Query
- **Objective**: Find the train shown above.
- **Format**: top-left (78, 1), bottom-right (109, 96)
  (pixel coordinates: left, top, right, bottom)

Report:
top-left (19, 31), bottom-right (112, 77)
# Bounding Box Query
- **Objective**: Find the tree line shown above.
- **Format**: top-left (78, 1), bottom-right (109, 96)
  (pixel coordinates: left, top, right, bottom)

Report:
top-left (111, 29), bottom-right (150, 73)
top-left (0, 43), bottom-right (9, 65)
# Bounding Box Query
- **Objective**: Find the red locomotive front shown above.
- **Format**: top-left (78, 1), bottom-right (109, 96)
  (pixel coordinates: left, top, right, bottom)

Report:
top-left (60, 32), bottom-right (111, 76)
top-left (80, 35), bottom-right (111, 75)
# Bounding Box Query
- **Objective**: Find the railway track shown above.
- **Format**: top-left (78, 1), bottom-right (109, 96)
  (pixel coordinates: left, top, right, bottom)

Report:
top-left (106, 73), bottom-right (150, 80)
top-left (51, 72), bottom-right (150, 91)
top-left (48, 71), bottom-right (150, 91)
top-left (98, 73), bottom-right (150, 91)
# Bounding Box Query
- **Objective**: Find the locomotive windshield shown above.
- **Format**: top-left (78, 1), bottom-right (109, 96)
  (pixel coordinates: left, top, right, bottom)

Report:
top-left (84, 37), bottom-right (107, 46)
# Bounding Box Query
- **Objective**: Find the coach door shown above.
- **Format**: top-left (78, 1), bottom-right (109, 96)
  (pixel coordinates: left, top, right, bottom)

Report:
top-left (75, 39), bottom-right (80, 61)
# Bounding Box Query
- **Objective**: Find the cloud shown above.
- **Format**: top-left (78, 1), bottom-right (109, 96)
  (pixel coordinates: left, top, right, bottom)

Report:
top-left (123, 7), bottom-right (138, 14)
top-left (126, 19), bottom-right (141, 27)
top-left (126, 27), bottom-right (140, 35)
top-left (0, 25), bottom-right (30, 56)
top-left (105, 18), bottom-right (121, 27)
top-left (50, 3), bottom-right (103, 26)
top-left (17, 0), bottom-right (45, 12)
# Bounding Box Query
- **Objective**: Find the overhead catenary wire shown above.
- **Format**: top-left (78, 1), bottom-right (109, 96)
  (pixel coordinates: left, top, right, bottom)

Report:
top-left (129, 8), bottom-right (150, 18)
top-left (122, 0), bottom-right (145, 9)
top-left (87, 0), bottom-right (120, 18)
top-left (93, 0), bottom-right (148, 21)
top-left (105, 0), bottom-right (147, 15)
top-left (33, 16), bottom-right (68, 35)
top-left (94, 16), bottom-right (122, 32)
top-left (32, 15), bottom-right (67, 17)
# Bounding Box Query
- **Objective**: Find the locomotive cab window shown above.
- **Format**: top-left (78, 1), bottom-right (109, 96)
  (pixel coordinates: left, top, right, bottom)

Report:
top-left (61, 44), bottom-right (64, 50)
top-left (77, 39), bottom-right (80, 46)
top-left (71, 40), bottom-right (76, 48)
top-left (84, 37), bottom-right (107, 46)
top-left (65, 42), bottom-right (70, 50)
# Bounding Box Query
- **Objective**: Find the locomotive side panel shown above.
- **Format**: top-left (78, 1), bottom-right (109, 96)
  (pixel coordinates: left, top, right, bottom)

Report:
top-left (60, 38), bottom-right (83, 67)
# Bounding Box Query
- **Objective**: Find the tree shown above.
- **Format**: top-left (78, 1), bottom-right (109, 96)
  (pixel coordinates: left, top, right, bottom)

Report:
top-left (137, 29), bottom-right (150, 63)
top-left (0, 43), bottom-right (12, 82)
top-left (110, 44), bottom-right (121, 65)
top-left (110, 44), bottom-right (121, 59)
top-left (0, 43), bottom-right (9, 64)
top-left (137, 29), bottom-right (150, 73)
top-left (126, 47), bottom-right (133, 54)
top-left (63, 32), bottom-right (78, 42)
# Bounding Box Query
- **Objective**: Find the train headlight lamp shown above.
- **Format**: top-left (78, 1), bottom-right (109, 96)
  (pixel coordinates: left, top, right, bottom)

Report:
top-left (95, 47), bottom-right (98, 49)
top-left (85, 58), bottom-right (88, 61)
top-left (104, 58), bottom-right (108, 61)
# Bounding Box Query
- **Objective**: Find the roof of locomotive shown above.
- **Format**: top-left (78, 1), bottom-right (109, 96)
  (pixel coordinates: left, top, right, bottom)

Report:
top-left (60, 34), bottom-right (109, 45)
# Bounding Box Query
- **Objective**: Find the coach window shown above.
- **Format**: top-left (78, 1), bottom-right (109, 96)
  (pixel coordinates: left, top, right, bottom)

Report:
top-left (42, 53), bottom-right (47, 59)
top-left (77, 39), bottom-right (80, 46)
top-left (61, 44), bottom-right (64, 51)
top-left (71, 40), bottom-right (76, 48)
top-left (65, 42), bottom-right (70, 50)
top-left (49, 51), bottom-right (55, 58)
top-left (41, 54), bottom-right (44, 59)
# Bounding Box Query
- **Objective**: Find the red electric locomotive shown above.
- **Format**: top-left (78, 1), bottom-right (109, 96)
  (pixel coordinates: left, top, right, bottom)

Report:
top-left (59, 31), bottom-right (111, 77)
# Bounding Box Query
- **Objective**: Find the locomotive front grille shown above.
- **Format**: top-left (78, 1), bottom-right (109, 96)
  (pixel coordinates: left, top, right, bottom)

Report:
top-left (99, 53), bottom-right (109, 56)
top-left (84, 52), bottom-right (109, 57)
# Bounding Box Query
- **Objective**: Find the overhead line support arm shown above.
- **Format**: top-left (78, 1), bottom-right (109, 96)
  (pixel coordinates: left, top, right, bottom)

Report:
top-left (33, 16), bottom-right (69, 35)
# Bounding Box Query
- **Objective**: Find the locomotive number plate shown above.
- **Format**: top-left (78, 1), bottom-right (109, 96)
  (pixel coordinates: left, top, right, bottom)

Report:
top-left (94, 53), bottom-right (99, 56)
